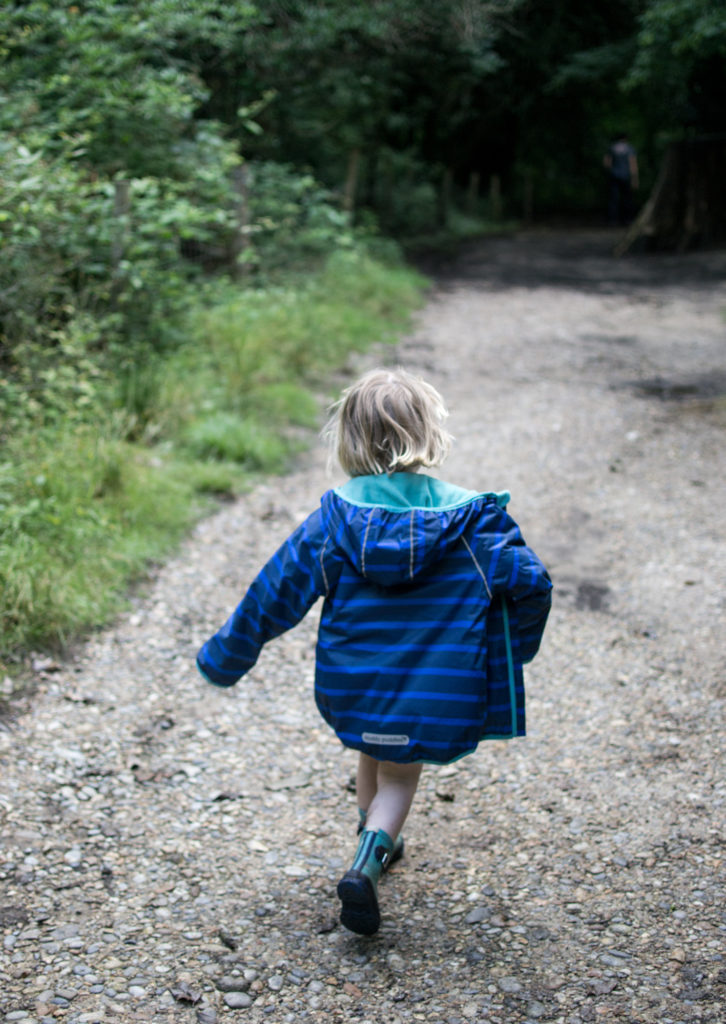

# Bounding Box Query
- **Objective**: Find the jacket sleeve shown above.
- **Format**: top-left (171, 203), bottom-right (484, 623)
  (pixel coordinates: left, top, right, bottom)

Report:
top-left (480, 507), bottom-right (553, 664)
top-left (197, 508), bottom-right (330, 687)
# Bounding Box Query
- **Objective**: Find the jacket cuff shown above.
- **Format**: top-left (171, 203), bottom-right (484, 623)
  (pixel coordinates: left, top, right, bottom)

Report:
top-left (196, 660), bottom-right (236, 688)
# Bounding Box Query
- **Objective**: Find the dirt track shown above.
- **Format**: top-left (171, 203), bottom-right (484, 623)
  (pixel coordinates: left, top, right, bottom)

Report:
top-left (2, 230), bottom-right (725, 1023)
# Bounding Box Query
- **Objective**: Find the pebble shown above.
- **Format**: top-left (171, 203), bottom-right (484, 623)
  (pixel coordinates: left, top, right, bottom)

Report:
top-left (54, 987), bottom-right (78, 1000)
top-left (223, 992), bottom-right (253, 1009)
top-left (217, 975), bottom-right (251, 993)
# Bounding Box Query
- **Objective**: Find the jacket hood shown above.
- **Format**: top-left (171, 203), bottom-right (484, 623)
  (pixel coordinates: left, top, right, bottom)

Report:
top-left (320, 472), bottom-right (510, 586)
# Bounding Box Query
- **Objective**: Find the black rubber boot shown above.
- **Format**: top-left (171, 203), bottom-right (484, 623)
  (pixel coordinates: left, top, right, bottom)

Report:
top-left (337, 828), bottom-right (394, 935)
top-left (337, 869), bottom-right (381, 936)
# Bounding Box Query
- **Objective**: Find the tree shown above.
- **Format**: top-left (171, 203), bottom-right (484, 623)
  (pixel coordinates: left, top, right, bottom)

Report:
top-left (627, 0), bottom-right (726, 135)
top-left (617, 0), bottom-right (726, 251)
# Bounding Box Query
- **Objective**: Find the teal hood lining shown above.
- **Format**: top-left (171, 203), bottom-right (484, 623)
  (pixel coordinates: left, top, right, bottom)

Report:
top-left (334, 472), bottom-right (510, 512)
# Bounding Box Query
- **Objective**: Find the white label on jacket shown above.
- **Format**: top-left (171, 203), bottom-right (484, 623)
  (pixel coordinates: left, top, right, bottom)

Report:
top-left (362, 732), bottom-right (410, 746)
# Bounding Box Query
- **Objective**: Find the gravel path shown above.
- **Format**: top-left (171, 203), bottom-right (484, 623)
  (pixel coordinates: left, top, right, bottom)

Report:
top-left (2, 231), bottom-right (725, 1024)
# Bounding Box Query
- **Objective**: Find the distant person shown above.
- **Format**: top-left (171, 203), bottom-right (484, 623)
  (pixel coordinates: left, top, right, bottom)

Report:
top-left (196, 368), bottom-right (552, 935)
top-left (604, 133), bottom-right (639, 225)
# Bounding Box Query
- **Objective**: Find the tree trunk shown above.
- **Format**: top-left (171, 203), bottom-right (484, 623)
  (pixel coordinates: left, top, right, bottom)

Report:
top-left (616, 136), bottom-right (726, 256)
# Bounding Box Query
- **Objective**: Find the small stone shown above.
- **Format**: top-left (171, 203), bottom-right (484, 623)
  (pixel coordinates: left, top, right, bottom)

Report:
top-left (388, 953), bottom-right (405, 973)
top-left (217, 975), bottom-right (251, 993)
top-left (171, 981), bottom-right (202, 1004)
top-left (283, 865), bottom-right (308, 878)
top-left (268, 975), bottom-right (284, 992)
top-left (498, 977), bottom-right (522, 994)
top-left (217, 927), bottom-right (237, 950)
top-left (55, 988), bottom-right (78, 1000)
top-left (587, 979), bottom-right (618, 996)
top-left (465, 906), bottom-right (489, 925)
top-left (670, 948), bottom-right (687, 963)
top-left (223, 992), bottom-right (253, 1009)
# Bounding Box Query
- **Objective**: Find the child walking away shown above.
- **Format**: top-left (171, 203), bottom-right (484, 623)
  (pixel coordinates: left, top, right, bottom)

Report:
top-left (197, 368), bottom-right (552, 936)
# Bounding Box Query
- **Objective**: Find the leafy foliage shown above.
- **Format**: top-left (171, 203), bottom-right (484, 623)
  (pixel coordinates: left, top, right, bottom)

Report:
top-left (0, 1), bottom-right (256, 176)
top-left (627, 0), bottom-right (726, 133)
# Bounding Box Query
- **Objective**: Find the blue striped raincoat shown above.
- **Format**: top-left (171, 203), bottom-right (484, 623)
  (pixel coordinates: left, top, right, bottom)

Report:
top-left (197, 473), bottom-right (552, 764)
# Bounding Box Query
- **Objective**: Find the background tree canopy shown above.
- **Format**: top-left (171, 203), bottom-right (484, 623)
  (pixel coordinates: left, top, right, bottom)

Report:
top-left (2, 0), bottom-right (724, 251)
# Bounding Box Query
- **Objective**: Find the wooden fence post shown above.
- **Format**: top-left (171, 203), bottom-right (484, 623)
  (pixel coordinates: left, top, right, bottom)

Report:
top-left (343, 148), bottom-right (361, 216)
top-left (111, 180), bottom-right (130, 277)
top-left (467, 171), bottom-right (480, 212)
top-left (438, 167), bottom-right (453, 227)
top-left (230, 164), bottom-right (251, 278)
top-left (522, 170), bottom-right (534, 224)
top-left (489, 174), bottom-right (502, 220)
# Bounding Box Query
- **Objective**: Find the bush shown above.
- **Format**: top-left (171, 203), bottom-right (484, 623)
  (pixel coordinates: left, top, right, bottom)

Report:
top-left (242, 162), bottom-right (356, 273)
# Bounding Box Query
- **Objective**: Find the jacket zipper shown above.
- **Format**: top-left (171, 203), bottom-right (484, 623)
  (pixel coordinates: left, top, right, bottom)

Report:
top-left (500, 598), bottom-right (517, 737)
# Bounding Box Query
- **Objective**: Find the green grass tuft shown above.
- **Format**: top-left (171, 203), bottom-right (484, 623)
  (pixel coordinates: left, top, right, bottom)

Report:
top-left (0, 429), bottom-right (208, 655)
top-left (182, 414), bottom-right (289, 470)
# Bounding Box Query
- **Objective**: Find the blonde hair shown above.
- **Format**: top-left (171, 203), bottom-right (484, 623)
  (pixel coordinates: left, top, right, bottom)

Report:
top-left (325, 367), bottom-right (453, 477)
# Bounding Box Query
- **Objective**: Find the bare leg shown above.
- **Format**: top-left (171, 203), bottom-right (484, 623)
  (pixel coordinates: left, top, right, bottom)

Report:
top-left (365, 760), bottom-right (423, 841)
top-left (338, 759), bottom-right (423, 935)
top-left (356, 752), bottom-right (379, 813)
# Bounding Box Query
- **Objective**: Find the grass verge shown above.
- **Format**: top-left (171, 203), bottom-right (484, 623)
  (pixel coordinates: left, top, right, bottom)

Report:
top-left (0, 250), bottom-right (426, 667)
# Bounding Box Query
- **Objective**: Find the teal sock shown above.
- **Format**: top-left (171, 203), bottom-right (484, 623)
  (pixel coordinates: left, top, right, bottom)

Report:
top-left (357, 807), bottom-right (367, 834)
top-left (351, 828), bottom-right (395, 884)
